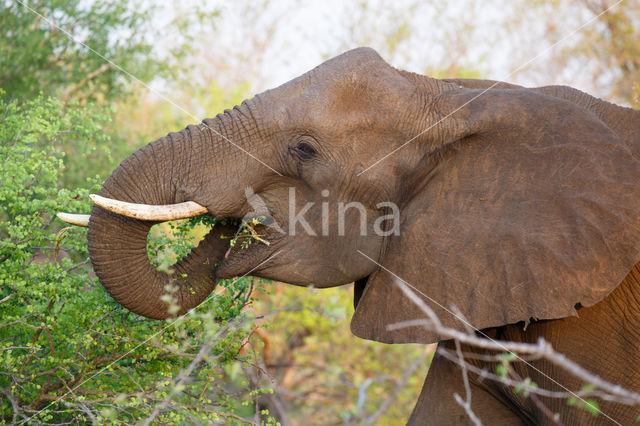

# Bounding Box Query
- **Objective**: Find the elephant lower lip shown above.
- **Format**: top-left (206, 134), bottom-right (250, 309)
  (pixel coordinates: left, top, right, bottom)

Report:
top-left (214, 237), bottom-right (274, 279)
top-left (208, 219), bottom-right (277, 279)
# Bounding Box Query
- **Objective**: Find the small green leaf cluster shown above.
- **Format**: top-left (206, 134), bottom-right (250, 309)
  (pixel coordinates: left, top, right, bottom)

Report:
top-left (567, 384), bottom-right (601, 417)
top-left (146, 216), bottom-right (217, 273)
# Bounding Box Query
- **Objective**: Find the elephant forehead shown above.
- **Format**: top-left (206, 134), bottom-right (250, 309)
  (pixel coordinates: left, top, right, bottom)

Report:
top-left (258, 51), bottom-right (411, 130)
top-left (263, 81), bottom-right (401, 137)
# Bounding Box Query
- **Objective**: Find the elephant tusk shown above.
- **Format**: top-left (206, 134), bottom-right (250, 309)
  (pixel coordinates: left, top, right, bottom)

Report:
top-left (57, 212), bottom-right (91, 227)
top-left (89, 194), bottom-right (208, 221)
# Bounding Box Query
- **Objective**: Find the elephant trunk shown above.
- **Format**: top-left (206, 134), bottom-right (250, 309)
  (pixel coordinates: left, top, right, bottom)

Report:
top-left (87, 118), bottom-right (246, 319)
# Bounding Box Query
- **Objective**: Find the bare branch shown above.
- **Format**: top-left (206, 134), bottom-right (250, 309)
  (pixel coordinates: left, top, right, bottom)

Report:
top-left (62, 62), bottom-right (112, 103)
top-left (388, 278), bottom-right (640, 408)
top-left (452, 339), bottom-right (483, 426)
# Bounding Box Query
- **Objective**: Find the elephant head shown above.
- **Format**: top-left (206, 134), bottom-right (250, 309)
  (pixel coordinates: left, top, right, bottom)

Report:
top-left (65, 47), bottom-right (640, 344)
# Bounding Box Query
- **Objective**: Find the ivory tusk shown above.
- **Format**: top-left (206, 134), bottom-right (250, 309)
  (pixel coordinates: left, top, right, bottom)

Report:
top-left (57, 213), bottom-right (90, 227)
top-left (89, 194), bottom-right (208, 221)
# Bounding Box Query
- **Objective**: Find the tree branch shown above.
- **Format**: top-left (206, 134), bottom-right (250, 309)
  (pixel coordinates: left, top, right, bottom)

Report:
top-left (388, 278), bottom-right (640, 408)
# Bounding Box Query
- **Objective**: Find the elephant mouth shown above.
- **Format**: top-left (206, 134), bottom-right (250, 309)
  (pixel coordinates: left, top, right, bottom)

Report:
top-left (62, 195), bottom-right (279, 283)
top-left (210, 218), bottom-right (278, 280)
top-left (87, 193), bottom-right (281, 277)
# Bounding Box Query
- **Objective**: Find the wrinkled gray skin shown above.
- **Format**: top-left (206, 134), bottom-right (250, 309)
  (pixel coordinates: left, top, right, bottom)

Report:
top-left (88, 48), bottom-right (640, 424)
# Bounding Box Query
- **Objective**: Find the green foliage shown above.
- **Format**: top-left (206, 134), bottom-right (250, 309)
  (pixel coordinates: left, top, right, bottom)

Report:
top-left (0, 95), bottom-right (270, 424)
top-left (252, 284), bottom-right (431, 424)
top-left (0, 0), bottom-right (214, 105)
top-left (0, 1), bottom-right (226, 192)
top-left (147, 216), bottom-right (217, 274)
top-left (1, 0), bottom-right (155, 102)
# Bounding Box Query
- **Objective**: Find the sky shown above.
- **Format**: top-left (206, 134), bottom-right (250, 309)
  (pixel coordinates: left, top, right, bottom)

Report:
top-left (141, 0), bottom-right (624, 114)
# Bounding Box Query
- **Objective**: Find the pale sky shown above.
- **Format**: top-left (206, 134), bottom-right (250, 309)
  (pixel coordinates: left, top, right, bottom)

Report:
top-left (144, 0), bottom-right (619, 111)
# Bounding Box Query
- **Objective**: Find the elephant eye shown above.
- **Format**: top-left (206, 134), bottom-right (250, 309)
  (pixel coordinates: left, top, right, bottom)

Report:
top-left (293, 141), bottom-right (316, 159)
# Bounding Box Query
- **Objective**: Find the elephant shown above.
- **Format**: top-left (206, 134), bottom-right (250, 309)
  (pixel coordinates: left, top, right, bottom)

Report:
top-left (60, 47), bottom-right (640, 424)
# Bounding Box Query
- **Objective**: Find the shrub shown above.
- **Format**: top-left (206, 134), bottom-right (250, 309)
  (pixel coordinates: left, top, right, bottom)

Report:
top-left (0, 94), bottom-right (267, 424)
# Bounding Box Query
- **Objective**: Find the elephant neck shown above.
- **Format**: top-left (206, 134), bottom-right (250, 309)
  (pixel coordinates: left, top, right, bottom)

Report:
top-left (602, 261), bottom-right (640, 337)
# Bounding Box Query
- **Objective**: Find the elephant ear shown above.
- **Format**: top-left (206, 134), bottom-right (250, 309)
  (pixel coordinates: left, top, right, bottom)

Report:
top-left (351, 88), bottom-right (640, 344)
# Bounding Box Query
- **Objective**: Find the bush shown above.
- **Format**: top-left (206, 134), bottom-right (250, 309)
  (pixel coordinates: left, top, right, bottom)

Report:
top-left (0, 94), bottom-right (269, 424)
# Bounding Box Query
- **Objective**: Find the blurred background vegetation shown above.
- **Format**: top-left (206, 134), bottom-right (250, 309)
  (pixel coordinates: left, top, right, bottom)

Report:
top-left (1, 0), bottom-right (638, 424)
